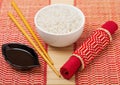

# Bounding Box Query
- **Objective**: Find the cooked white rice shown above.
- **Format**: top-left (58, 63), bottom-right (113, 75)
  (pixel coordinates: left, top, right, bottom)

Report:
top-left (36, 5), bottom-right (82, 34)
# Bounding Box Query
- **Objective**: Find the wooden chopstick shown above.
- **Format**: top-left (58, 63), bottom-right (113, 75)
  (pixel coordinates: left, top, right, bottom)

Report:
top-left (11, 0), bottom-right (54, 65)
top-left (8, 12), bottom-right (61, 77)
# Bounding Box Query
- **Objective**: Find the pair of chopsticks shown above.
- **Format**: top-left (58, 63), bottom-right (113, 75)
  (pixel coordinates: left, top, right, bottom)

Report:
top-left (8, 1), bottom-right (61, 77)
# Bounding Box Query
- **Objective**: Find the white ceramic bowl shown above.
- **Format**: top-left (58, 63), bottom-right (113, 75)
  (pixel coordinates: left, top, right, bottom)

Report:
top-left (34, 4), bottom-right (85, 47)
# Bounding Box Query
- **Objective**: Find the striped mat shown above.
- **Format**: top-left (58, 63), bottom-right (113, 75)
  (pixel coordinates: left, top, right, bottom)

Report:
top-left (0, 0), bottom-right (120, 85)
top-left (75, 0), bottom-right (120, 84)
top-left (0, 0), bottom-right (49, 84)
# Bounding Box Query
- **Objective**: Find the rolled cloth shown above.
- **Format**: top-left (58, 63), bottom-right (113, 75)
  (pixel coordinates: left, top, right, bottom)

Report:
top-left (60, 21), bottom-right (118, 79)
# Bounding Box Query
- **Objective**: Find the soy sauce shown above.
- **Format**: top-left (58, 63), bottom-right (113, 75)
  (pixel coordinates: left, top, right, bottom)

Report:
top-left (2, 43), bottom-right (40, 70)
top-left (6, 49), bottom-right (35, 66)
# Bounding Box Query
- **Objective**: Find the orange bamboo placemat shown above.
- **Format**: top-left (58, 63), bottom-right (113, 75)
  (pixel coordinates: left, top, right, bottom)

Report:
top-left (0, 0), bottom-right (49, 84)
top-left (75, 0), bottom-right (120, 84)
top-left (1, 0), bottom-right (120, 84)
top-left (0, 0), bottom-right (2, 8)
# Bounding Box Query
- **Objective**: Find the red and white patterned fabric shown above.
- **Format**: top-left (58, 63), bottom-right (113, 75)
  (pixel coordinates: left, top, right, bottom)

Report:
top-left (73, 29), bottom-right (111, 70)
top-left (75, 0), bottom-right (120, 84)
top-left (60, 20), bottom-right (118, 80)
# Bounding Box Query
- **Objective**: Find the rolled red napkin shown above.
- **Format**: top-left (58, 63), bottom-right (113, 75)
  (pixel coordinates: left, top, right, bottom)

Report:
top-left (60, 21), bottom-right (118, 79)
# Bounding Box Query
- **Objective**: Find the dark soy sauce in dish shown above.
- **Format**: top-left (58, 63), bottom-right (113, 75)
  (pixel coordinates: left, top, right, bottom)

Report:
top-left (2, 43), bottom-right (40, 70)
top-left (6, 49), bottom-right (35, 66)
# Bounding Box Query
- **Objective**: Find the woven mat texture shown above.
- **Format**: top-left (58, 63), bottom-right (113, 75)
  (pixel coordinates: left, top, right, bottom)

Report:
top-left (0, 0), bottom-right (49, 84)
top-left (75, 0), bottom-right (120, 84)
top-left (1, 0), bottom-right (120, 85)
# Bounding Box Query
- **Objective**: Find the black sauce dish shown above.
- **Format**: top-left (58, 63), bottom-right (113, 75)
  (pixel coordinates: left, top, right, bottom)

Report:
top-left (2, 43), bottom-right (40, 70)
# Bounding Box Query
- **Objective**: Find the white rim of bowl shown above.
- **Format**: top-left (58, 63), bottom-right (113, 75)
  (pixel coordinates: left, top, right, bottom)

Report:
top-left (34, 4), bottom-right (85, 36)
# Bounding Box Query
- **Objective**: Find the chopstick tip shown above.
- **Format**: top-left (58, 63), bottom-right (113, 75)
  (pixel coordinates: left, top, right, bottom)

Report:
top-left (11, 0), bottom-right (16, 6)
top-left (58, 74), bottom-right (61, 78)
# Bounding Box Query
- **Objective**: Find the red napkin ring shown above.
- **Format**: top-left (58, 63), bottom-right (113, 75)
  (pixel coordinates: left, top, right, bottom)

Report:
top-left (60, 21), bottom-right (118, 79)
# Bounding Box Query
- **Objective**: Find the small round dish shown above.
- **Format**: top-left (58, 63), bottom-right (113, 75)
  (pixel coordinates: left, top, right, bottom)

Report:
top-left (2, 43), bottom-right (40, 70)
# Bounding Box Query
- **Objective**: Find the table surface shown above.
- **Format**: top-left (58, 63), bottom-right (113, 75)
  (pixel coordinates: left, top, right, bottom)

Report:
top-left (0, 0), bottom-right (120, 85)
